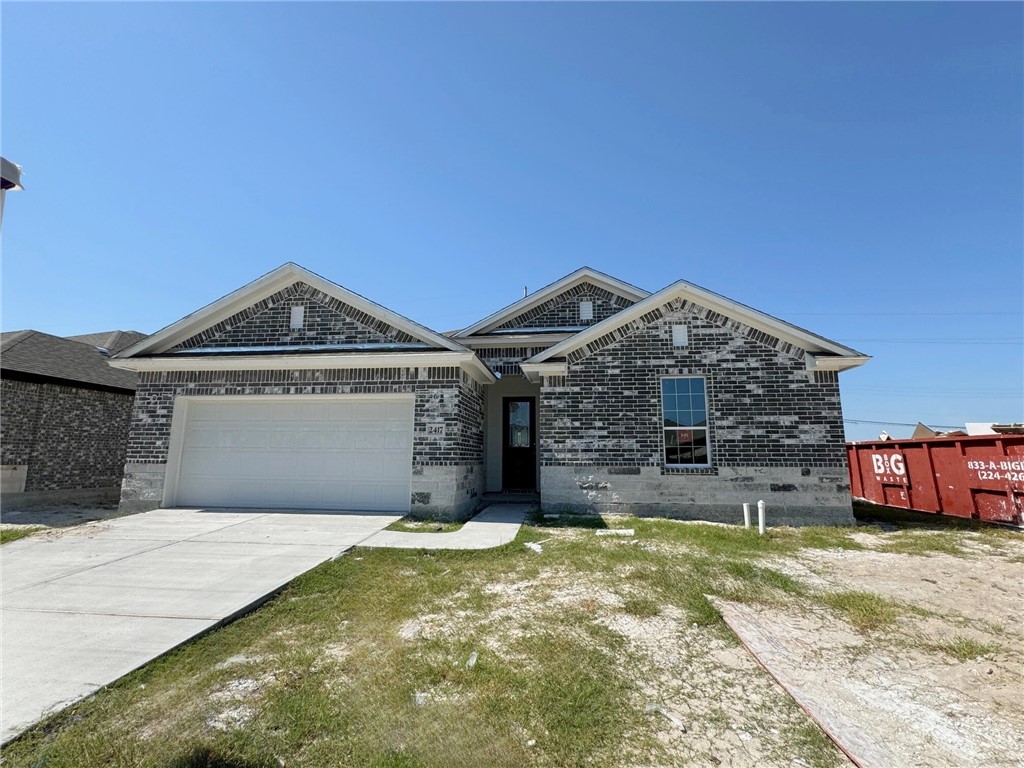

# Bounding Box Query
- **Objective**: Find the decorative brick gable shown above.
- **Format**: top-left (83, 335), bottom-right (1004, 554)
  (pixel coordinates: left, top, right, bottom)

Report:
top-left (494, 282), bottom-right (636, 330)
top-left (563, 295), bottom-right (806, 366)
top-left (172, 282), bottom-right (418, 350)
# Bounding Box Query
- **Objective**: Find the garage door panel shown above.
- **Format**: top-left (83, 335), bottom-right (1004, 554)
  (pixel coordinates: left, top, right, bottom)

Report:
top-left (387, 401), bottom-right (414, 420)
top-left (173, 397), bottom-right (412, 512)
top-left (384, 429), bottom-right (412, 450)
top-left (380, 484), bottom-right (410, 507)
top-left (353, 429), bottom-right (385, 450)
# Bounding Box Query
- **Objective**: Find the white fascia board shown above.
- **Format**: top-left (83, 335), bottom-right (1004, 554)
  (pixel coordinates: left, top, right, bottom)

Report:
top-left (454, 267), bottom-right (650, 338)
top-left (519, 361), bottom-right (568, 383)
top-left (115, 263), bottom-right (466, 358)
top-left (528, 280), bottom-right (868, 364)
top-left (457, 332), bottom-right (576, 349)
top-left (108, 351), bottom-right (497, 384)
top-left (805, 354), bottom-right (871, 372)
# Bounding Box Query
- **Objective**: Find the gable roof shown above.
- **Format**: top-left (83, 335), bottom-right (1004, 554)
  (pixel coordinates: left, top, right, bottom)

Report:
top-left (66, 330), bottom-right (148, 355)
top-left (115, 263), bottom-right (468, 358)
top-left (453, 267), bottom-right (650, 338)
top-left (1, 330), bottom-right (138, 391)
top-left (524, 279), bottom-right (869, 372)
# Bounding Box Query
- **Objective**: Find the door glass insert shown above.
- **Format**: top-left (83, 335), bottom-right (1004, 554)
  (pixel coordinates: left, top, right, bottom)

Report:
top-left (508, 401), bottom-right (531, 447)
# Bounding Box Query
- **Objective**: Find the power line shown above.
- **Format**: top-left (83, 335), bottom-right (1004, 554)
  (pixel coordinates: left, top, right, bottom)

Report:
top-left (838, 339), bottom-right (1022, 345)
top-left (844, 418), bottom-right (964, 429)
top-left (791, 311), bottom-right (1022, 316)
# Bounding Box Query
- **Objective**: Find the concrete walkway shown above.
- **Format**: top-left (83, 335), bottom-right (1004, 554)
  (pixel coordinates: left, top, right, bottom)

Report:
top-left (360, 503), bottom-right (531, 549)
top-left (1, 507), bottom-right (400, 744)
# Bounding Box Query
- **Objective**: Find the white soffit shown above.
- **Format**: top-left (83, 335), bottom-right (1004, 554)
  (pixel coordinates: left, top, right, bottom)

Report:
top-left (115, 263), bottom-right (467, 358)
top-left (108, 350), bottom-right (497, 384)
top-left (527, 279), bottom-right (869, 365)
top-left (454, 267), bottom-right (650, 338)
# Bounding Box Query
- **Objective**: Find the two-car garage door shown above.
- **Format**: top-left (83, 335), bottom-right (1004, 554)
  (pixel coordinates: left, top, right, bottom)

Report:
top-left (169, 396), bottom-right (414, 512)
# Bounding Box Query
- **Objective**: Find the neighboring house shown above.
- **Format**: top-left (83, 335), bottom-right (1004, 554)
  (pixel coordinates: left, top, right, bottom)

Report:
top-left (1, 330), bottom-right (146, 506)
top-left (110, 264), bottom-right (868, 524)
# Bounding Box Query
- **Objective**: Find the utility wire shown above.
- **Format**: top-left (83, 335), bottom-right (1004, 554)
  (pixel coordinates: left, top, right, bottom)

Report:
top-left (844, 418), bottom-right (966, 429)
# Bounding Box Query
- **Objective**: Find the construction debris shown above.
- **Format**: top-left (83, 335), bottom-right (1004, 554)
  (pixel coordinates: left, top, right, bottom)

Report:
top-left (645, 702), bottom-right (686, 731)
top-left (596, 529), bottom-right (634, 537)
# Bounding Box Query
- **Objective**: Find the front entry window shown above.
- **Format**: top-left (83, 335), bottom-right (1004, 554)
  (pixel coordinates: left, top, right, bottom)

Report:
top-left (508, 401), bottom-right (531, 447)
top-left (662, 377), bottom-right (710, 467)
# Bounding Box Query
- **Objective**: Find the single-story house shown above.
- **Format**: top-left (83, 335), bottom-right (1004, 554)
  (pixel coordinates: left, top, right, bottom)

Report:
top-left (1, 329), bottom-right (146, 507)
top-left (109, 264), bottom-right (868, 524)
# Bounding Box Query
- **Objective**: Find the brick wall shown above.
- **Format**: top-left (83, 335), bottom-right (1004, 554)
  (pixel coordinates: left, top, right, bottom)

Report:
top-left (495, 282), bottom-right (637, 330)
top-left (1, 377), bottom-right (134, 492)
top-left (121, 366), bottom-right (485, 516)
top-left (537, 298), bottom-right (853, 523)
top-left (173, 282), bottom-right (418, 350)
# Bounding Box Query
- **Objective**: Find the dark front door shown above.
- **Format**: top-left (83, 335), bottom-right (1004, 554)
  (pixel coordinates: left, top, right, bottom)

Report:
top-left (502, 397), bottom-right (537, 492)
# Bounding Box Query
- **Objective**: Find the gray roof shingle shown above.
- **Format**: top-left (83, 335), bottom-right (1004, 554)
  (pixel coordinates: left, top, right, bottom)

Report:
top-left (1, 330), bottom-right (139, 391)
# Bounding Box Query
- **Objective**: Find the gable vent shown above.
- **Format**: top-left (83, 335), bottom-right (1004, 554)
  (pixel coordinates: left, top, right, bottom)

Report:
top-left (672, 324), bottom-right (689, 348)
top-left (290, 305), bottom-right (305, 330)
top-left (579, 300), bottom-right (594, 322)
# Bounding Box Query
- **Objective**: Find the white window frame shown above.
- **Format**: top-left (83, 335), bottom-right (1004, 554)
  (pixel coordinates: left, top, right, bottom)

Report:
top-left (660, 375), bottom-right (711, 468)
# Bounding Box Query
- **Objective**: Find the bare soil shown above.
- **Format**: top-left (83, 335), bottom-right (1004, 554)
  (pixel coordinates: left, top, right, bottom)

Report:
top-left (760, 530), bottom-right (1024, 768)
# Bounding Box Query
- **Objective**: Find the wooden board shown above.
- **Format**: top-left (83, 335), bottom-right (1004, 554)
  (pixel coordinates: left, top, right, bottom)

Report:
top-left (707, 596), bottom-right (896, 768)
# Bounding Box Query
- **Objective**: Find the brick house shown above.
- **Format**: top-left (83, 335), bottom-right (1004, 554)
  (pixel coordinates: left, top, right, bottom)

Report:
top-left (1, 329), bottom-right (144, 506)
top-left (110, 264), bottom-right (868, 524)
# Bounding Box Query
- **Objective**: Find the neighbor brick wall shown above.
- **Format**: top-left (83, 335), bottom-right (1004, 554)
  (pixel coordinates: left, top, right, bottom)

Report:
top-left (495, 282), bottom-right (637, 330)
top-left (1, 377), bottom-right (134, 492)
top-left (173, 282), bottom-right (418, 350)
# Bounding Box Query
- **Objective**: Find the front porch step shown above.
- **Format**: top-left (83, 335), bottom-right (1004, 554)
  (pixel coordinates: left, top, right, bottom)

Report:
top-left (482, 491), bottom-right (540, 504)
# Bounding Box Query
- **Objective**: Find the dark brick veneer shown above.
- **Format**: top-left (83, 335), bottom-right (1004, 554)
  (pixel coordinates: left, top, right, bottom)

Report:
top-left (537, 297), bottom-right (853, 523)
top-left (1, 378), bottom-right (134, 493)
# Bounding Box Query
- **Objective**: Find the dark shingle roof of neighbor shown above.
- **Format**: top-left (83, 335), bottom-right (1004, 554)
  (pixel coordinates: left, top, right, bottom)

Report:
top-left (65, 330), bottom-right (148, 355)
top-left (0, 330), bottom-right (140, 391)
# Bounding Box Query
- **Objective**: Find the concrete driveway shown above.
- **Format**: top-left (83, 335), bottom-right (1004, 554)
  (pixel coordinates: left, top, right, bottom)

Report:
top-left (0, 507), bottom-right (400, 744)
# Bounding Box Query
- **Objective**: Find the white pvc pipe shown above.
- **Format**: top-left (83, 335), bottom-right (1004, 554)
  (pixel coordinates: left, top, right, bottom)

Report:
top-left (757, 500), bottom-right (766, 535)
top-left (742, 502), bottom-right (751, 528)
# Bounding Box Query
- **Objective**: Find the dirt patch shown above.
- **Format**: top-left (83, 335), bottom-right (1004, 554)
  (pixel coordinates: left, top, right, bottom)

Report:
top-left (748, 530), bottom-right (1024, 767)
top-left (0, 503), bottom-right (124, 530)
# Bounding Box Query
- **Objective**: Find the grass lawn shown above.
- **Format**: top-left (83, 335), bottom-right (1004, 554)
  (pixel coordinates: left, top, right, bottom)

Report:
top-left (0, 527), bottom-right (44, 545)
top-left (3, 512), bottom-right (1018, 768)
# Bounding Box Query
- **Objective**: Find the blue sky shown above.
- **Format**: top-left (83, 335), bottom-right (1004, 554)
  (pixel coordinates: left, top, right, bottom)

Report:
top-left (2, 2), bottom-right (1021, 441)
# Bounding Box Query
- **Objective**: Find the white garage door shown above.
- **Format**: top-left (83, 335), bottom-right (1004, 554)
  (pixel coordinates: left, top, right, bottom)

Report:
top-left (171, 397), bottom-right (413, 512)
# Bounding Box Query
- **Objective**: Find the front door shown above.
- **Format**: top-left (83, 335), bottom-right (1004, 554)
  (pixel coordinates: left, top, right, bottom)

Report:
top-left (502, 397), bottom-right (537, 492)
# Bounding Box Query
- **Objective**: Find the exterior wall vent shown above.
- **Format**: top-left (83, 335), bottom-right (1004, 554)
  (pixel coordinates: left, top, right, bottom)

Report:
top-left (290, 305), bottom-right (305, 330)
top-left (672, 324), bottom-right (689, 348)
top-left (579, 300), bottom-right (594, 322)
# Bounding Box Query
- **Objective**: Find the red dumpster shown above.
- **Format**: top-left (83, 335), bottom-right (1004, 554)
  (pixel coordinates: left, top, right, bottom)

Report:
top-left (847, 435), bottom-right (1024, 526)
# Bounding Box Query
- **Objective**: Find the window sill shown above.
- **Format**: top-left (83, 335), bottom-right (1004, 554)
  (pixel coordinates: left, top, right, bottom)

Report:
top-left (661, 465), bottom-right (718, 476)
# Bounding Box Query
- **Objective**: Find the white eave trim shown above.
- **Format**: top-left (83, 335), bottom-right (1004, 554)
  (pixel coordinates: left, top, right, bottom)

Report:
top-left (108, 351), bottom-right (497, 384)
top-left (456, 332), bottom-right (576, 349)
top-left (115, 263), bottom-right (467, 358)
top-left (454, 267), bottom-right (650, 338)
top-left (805, 354), bottom-right (870, 372)
top-left (519, 361), bottom-right (568, 383)
top-left (527, 279), bottom-right (868, 365)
